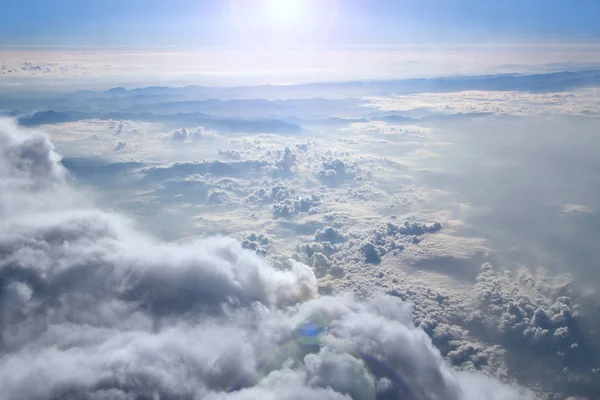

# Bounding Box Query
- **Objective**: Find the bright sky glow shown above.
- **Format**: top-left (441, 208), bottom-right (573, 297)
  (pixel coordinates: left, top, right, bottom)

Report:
top-left (1, 0), bottom-right (600, 48)
top-left (267, 0), bottom-right (304, 25)
top-left (1, 0), bottom-right (600, 88)
top-left (231, 0), bottom-right (337, 50)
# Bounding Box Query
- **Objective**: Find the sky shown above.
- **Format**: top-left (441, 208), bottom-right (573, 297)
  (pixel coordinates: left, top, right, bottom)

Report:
top-left (2, 0), bottom-right (600, 89)
top-left (2, 0), bottom-right (600, 48)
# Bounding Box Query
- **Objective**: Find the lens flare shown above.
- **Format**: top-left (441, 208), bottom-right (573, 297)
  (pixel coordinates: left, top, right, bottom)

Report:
top-left (258, 341), bottom-right (377, 400)
top-left (226, 310), bottom-right (427, 399)
top-left (293, 311), bottom-right (329, 345)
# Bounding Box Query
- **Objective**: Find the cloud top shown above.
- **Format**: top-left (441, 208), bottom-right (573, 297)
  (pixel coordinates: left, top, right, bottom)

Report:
top-left (0, 119), bottom-right (536, 399)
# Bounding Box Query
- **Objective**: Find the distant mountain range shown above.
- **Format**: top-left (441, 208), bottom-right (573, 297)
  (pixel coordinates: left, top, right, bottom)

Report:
top-left (17, 110), bottom-right (306, 134)
top-left (64, 69), bottom-right (600, 100)
top-left (4, 70), bottom-right (600, 131)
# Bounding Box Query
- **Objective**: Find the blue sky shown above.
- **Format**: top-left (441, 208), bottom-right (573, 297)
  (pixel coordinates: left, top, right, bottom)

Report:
top-left (1, 0), bottom-right (599, 48)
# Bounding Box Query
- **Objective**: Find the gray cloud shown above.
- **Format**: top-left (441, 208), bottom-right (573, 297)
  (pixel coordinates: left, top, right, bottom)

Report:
top-left (473, 264), bottom-right (585, 359)
top-left (242, 232), bottom-right (271, 256)
top-left (297, 219), bottom-right (443, 273)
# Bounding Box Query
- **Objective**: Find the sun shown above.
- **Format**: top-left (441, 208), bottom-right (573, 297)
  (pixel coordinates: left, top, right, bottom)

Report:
top-left (267, 0), bottom-right (304, 24)
top-left (231, 0), bottom-right (338, 50)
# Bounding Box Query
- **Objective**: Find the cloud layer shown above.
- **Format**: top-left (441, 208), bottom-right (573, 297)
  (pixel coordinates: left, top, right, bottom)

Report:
top-left (0, 120), bottom-right (539, 399)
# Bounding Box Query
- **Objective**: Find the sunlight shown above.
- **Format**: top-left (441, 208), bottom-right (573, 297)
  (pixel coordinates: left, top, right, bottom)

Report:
top-left (231, 0), bottom-right (338, 50)
top-left (267, 0), bottom-right (303, 25)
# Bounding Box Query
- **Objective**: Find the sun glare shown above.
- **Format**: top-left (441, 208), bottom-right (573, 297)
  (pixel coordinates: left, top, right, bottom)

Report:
top-left (231, 0), bottom-right (338, 50)
top-left (268, 0), bottom-right (303, 24)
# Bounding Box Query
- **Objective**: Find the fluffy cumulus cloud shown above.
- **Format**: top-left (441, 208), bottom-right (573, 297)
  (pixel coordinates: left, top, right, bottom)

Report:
top-left (318, 157), bottom-right (373, 186)
top-left (219, 148), bottom-right (243, 160)
top-left (0, 119), bottom-right (536, 399)
top-left (245, 182), bottom-right (321, 219)
top-left (296, 218), bottom-right (444, 277)
top-left (168, 127), bottom-right (217, 142)
top-left (473, 264), bottom-right (585, 361)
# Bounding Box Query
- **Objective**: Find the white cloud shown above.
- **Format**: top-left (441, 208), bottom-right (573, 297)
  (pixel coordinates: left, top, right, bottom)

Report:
top-left (561, 203), bottom-right (593, 214)
top-left (365, 88), bottom-right (600, 116)
top-left (0, 120), bottom-right (538, 399)
top-left (3, 45), bottom-right (600, 89)
top-left (343, 121), bottom-right (431, 142)
top-left (167, 127), bottom-right (217, 142)
top-left (6, 87), bottom-right (599, 399)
